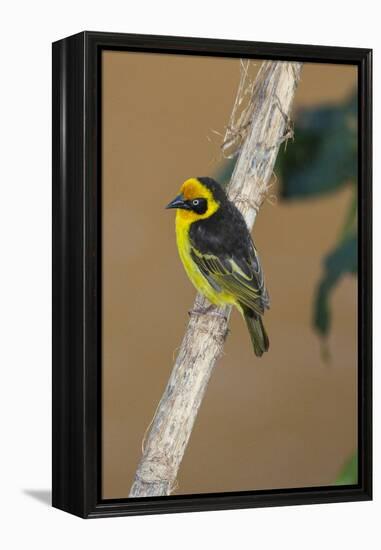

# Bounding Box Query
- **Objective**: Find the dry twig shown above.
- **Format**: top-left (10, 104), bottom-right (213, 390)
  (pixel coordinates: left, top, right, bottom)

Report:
top-left (129, 60), bottom-right (303, 498)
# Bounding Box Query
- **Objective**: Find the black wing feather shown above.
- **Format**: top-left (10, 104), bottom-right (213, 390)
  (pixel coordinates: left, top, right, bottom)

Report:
top-left (189, 200), bottom-right (269, 315)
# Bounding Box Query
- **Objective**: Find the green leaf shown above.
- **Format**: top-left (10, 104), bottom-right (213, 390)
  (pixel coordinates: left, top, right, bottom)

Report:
top-left (276, 93), bottom-right (357, 199)
top-left (313, 234), bottom-right (357, 337)
top-left (335, 453), bottom-right (358, 485)
top-left (338, 191), bottom-right (357, 242)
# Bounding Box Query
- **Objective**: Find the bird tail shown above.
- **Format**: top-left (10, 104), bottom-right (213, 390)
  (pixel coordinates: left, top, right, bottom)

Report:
top-left (243, 309), bottom-right (269, 357)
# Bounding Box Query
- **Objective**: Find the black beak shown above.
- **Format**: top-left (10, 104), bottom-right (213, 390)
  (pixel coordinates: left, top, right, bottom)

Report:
top-left (165, 194), bottom-right (190, 210)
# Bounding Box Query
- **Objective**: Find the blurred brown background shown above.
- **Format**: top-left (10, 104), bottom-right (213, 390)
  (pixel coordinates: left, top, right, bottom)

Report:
top-left (102, 51), bottom-right (357, 498)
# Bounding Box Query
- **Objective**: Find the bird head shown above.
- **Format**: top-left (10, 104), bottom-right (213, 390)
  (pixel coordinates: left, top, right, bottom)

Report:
top-left (166, 177), bottom-right (225, 222)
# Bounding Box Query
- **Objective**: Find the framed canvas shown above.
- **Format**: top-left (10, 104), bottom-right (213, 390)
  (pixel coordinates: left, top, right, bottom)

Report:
top-left (52, 31), bottom-right (372, 518)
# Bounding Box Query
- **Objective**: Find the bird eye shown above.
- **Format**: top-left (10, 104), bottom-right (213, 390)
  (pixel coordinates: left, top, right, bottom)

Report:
top-left (192, 199), bottom-right (199, 206)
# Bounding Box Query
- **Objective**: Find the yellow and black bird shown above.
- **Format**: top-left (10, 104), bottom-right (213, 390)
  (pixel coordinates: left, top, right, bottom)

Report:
top-left (166, 177), bottom-right (270, 357)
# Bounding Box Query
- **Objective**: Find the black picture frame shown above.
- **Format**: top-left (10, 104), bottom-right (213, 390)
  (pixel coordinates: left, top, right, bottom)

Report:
top-left (52, 31), bottom-right (372, 519)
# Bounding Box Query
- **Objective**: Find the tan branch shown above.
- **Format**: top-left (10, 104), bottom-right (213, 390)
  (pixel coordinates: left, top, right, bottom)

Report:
top-left (129, 60), bottom-right (303, 498)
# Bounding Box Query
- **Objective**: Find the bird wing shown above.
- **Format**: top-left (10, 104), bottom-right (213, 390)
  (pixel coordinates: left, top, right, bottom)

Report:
top-left (190, 241), bottom-right (269, 315)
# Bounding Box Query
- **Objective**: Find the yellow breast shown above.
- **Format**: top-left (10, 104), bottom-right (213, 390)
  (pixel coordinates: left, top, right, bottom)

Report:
top-left (175, 211), bottom-right (234, 307)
